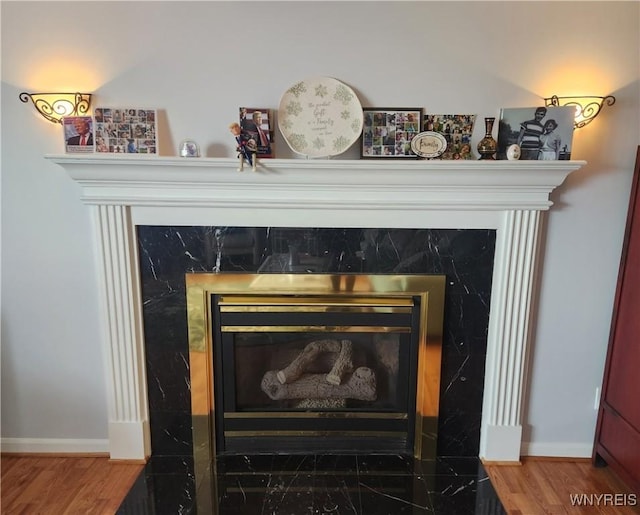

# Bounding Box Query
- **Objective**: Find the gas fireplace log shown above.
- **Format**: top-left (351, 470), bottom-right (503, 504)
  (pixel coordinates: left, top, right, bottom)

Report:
top-left (276, 339), bottom-right (352, 384)
top-left (261, 367), bottom-right (376, 401)
top-left (326, 340), bottom-right (354, 385)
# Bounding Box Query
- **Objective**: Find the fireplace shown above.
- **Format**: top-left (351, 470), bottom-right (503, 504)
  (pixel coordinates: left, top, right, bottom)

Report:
top-left (186, 272), bottom-right (445, 459)
top-left (49, 155), bottom-right (584, 462)
top-left (142, 225), bottom-right (492, 463)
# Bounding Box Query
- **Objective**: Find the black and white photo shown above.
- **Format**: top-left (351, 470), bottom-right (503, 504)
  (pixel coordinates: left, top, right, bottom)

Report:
top-left (497, 106), bottom-right (575, 160)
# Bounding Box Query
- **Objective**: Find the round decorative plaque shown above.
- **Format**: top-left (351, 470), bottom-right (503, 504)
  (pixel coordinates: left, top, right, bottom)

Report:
top-left (410, 131), bottom-right (448, 158)
top-left (278, 76), bottom-right (363, 158)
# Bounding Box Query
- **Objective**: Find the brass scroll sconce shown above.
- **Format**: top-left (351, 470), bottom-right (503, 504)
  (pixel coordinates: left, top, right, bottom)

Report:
top-left (544, 95), bottom-right (616, 129)
top-left (19, 92), bottom-right (92, 124)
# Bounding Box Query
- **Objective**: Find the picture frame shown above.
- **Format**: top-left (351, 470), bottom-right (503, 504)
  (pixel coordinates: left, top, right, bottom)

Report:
top-left (63, 116), bottom-right (94, 153)
top-left (94, 108), bottom-right (157, 154)
top-left (361, 108), bottom-right (423, 158)
top-left (240, 107), bottom-right (273, 158)
top-left (497, 106), bottom-right (575, 160)
top-left (422, 114), bottom-right (476, 159)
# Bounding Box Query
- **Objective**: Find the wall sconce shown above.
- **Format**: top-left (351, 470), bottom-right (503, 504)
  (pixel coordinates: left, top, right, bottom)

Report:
top-left (19, 92), bottom-right (92, 124)
top-left (544, 95), bottom-right (616, 129)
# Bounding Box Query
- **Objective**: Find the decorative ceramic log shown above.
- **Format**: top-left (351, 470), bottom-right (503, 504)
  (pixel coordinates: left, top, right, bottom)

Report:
top-left (261, 367), bottom-right (376, 401)
top-left (326, 340), bottom-right (354, 385)
top-left (276, 339), bottom-right (342, 384)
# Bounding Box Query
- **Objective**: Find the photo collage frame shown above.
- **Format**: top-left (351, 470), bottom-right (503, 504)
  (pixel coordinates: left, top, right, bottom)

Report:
top-left (94, 108), bottom-right (157, 154)
top-left (362, 108), bottom-right (423, 158)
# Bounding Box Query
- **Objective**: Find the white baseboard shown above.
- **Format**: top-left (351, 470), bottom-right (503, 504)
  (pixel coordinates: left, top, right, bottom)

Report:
top-left (1, 437), bottom-right (109, 454)
top-left (1, 436), bottom-right (592, 459)
top-left (521, 441), bottom-right (593, 458)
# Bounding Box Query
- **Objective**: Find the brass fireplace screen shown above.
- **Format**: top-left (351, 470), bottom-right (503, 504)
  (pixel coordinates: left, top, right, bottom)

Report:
top-left (186, 273), bottom-right (445, 460)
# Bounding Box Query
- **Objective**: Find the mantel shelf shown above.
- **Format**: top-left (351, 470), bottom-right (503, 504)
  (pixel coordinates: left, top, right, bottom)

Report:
top-left (46, 153), bottom-right (584, 175)
top-left (47, 154), bottom-right (586, 212)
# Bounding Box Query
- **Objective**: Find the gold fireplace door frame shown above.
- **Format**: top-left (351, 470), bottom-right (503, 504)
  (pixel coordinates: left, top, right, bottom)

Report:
top-left (186, 273), bottom-right (445, 467)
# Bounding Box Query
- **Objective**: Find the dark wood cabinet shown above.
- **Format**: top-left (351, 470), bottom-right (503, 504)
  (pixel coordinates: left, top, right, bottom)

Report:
top-left (593, 146), bottom-right (640, 494)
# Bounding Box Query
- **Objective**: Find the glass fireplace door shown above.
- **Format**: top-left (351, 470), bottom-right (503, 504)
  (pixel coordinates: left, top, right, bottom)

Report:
top-left (213, 294), bottom-right (420, 454)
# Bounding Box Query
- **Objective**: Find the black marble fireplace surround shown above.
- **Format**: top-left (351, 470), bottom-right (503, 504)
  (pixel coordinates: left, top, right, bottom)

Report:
top-left (117, 226), bottom-right (505, 514)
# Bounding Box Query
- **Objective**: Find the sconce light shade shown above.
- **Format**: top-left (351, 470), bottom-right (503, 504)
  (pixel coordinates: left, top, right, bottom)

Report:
top-left (19, 92), bottom-right (92, 124)
top-left (544, 95), bottom-right (616, 129)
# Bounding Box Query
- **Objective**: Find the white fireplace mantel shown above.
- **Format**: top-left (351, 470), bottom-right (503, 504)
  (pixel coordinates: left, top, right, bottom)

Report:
top-left (48, 155), bottom-right (585, 462)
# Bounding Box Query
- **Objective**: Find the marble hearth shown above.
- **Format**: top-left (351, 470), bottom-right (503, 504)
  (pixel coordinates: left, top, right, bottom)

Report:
top-left (49, 155), bottom-right (584, 463)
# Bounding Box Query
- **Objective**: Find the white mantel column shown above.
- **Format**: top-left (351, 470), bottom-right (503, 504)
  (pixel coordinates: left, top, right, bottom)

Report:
top-left (481, 209), bottom-right (542, 462)
top-left (93, 204), bottom-right (150, 460)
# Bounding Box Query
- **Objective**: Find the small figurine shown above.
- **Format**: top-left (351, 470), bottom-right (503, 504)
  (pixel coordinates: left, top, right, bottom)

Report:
top-left (229, 122), bottom-right (257, 171)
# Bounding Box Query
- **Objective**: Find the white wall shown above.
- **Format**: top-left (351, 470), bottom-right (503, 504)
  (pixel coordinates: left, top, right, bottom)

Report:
top-left (2, 1), bottom-right (639, 456)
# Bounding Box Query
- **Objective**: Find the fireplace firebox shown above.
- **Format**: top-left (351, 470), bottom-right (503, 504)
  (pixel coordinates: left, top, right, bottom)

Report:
top-left (187, 273), bottom-right (445, 462)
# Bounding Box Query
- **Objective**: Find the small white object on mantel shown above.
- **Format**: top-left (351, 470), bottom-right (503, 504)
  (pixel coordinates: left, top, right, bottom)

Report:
top-left (506, 144), bottom-right (522, 161)
top-left (178, 139), bottom-right (200, 158)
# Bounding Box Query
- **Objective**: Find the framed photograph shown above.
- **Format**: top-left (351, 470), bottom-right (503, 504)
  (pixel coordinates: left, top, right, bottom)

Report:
top-left (497, 106), bottom-right (575, 160)
top-left (94, 108), bottom-right (157, 154)
top-left (63, 116), bottom-right (94, 153)
top-left (240, 107), bottom-right (273, 158)
top-left (361, 108), bottom-right (423, 158)
top-left (423, 114), bottom-right (476, 159)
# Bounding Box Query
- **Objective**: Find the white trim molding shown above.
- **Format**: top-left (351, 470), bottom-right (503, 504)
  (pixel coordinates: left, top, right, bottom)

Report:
top-left (93, 204), bottom-right (150, 461)
top-left (521, 441), bottom-right (594, 458)
top-left (47, 155), bottom-right (585, 462)
top-left (1, 437), bottom-right (109, 454)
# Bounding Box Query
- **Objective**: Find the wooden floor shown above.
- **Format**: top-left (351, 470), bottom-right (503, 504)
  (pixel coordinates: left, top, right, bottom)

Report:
top-left (485, 458), bottom-right (639, 514)
top-left (1, 455), bottom-right (638, 514)
top-left (1, 455), bottom-right (142, 514)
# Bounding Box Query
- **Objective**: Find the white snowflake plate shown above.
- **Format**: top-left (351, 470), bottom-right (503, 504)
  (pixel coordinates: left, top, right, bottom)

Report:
top-left (278, 76), bottom-right (363, 158)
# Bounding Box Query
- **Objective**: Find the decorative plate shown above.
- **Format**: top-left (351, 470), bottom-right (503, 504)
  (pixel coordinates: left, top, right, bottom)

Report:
top-left (278, 77), bottom-right (363, 158)
top-left (410, 131), bottom-right (448, 158)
